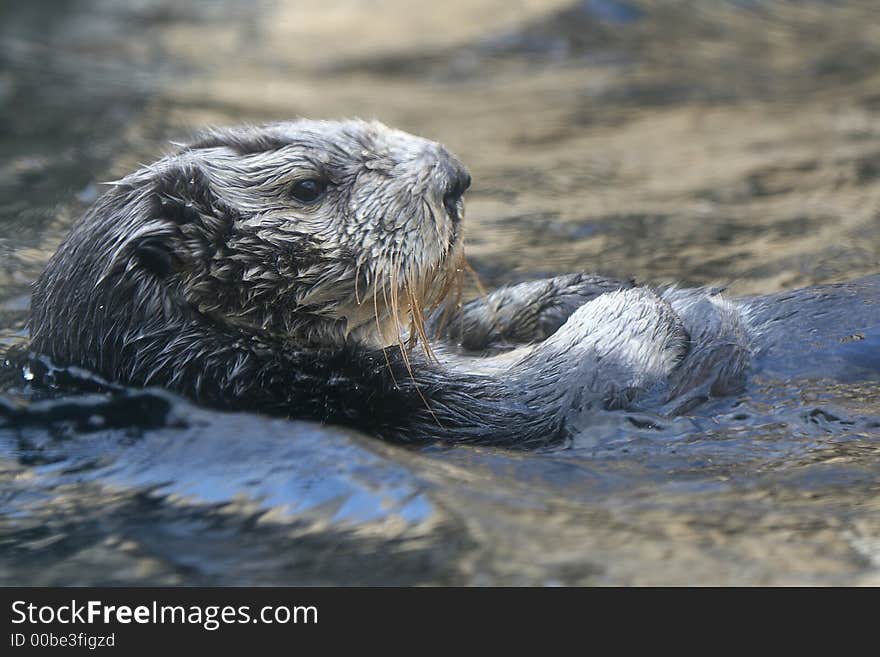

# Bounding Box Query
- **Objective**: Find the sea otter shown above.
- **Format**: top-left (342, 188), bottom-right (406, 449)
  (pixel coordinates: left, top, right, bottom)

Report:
top-left (27, 120), bottom-right (879, 447)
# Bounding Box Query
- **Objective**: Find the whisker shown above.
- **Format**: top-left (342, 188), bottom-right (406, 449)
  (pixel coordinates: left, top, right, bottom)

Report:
top-left (434, 247), bottom-right (466, 335)
top-left (408, 280), bottom-right (438, 363)
top-left (372, 266), bottom-right (400, 388)
top-left (463, 255), bottom-right (489, 298)
top-left (390, 257), bottom-right (415, 377)
top-left (354, 260), bottom-right (363, 306)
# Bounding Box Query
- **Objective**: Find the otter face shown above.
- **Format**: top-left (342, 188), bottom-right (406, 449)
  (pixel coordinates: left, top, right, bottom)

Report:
top-left (117, 120), bottom-right (471, 348)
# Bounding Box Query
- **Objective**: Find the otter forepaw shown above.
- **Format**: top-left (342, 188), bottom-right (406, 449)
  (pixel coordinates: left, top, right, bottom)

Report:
top-left (439, 272), bottom-right (633, 353)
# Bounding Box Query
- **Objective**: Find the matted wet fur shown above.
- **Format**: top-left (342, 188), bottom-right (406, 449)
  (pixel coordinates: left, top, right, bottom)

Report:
top-left (28, 120), bottom-right (880, 446)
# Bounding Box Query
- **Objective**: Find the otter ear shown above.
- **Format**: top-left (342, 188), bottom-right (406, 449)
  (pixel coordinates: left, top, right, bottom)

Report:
top-left (120, 163), bottom-right (216, 281)
top-left (117, 161), bottom-right (240, 284)
top-left (133, 237), bottom-right (174, 278)
top-left (97, 218), bottom-right (178, 286)
top-left (99, 161), bottom-right (236, 286)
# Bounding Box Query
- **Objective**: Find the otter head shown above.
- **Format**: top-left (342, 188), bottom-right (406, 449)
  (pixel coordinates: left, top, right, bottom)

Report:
top-left (32, 120), bottom-right (471, 364)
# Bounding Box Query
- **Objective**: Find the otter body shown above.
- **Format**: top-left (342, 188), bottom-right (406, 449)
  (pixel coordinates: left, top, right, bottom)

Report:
top-left (28, 121), bottom-right (880, 446)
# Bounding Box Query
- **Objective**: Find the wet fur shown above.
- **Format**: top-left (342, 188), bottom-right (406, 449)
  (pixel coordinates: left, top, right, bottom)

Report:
top-left (28, 120), bottom-right (878, 446)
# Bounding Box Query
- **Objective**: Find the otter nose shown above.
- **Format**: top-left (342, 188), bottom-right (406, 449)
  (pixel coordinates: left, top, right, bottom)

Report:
top-left (441, 158), bottom-right (471, 223)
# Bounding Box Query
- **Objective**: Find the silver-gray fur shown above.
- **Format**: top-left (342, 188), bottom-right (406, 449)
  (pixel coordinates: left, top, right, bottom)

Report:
top-left (27, 120), bottom-right (880, 447)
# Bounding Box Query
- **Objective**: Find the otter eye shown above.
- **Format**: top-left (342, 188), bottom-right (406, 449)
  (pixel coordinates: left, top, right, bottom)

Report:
top-left (289, 178), bottom-right (327, 203)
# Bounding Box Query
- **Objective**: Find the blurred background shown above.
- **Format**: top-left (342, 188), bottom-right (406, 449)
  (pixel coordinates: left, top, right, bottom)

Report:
top-left (3, 0), bottom-right (880, 309)
top-left (1, 1), bottom-right (879, 586)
